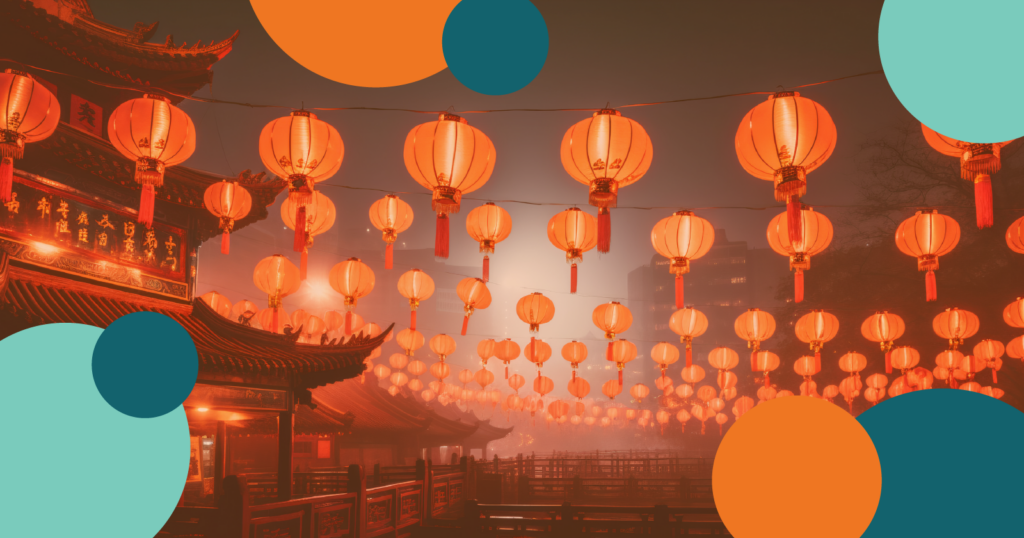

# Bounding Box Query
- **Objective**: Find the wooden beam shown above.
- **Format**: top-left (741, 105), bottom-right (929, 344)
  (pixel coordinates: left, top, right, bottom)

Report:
top-left (277, 409), bottom-right (293, 501)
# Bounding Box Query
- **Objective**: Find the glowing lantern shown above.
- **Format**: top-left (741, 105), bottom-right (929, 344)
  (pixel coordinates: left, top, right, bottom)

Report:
top-left (676, 409), bottom-right (691, 433)
top-left (630, 383), bottom-right (650, 404)
top-left (429, 334), bottom-right (456, 363)
top-left (257, 308), bottom-right (288, 334)
top-left (404, 112), bottom-right (496, 258)
top-left (561, 341), bottom-right (588, 380)
top-left (1003, 298), bottom-right (1024, 329)
top-left (407, 378), bottom-right (423, 392)
top-left (420, 389), bottom-right (436, 403)
top-left (204, 179), bottom-right (252, 255)
top-left (494, 339), bottom-right (521, 379)
top-left (795, 310), bottom-right (839, 371)
top-left (838, 352), bottom-right (867, 382)
top-left (329, 258), bottom-right (375, 333)
top-left (733, 396), bottom-right (755, 419)
top-left (974, 340), bottom-right (1004, 384)
top-left (390, 371), bottom-right (409, 387)
top-left (766, 206), bottom-right (832, 302)
top-left (466, 202), bottom-right (512, 282)
top-left (906, 367), bottom-right (933, 391)
top-left (608, 339), bottom-right (637, 386)
top-left (477, 338), bottom-right (496, 366)
top-left (408, 359), bottom-right (427, 376)
top-left (1007, 217), bottom-right (1024, 253)
top-left (680, 364), bottom-right (706, 386)
top-left (474, 368), bottom-right (495, 390)
top-left (430, 361), bottom-right (450, 382)
top-left (109, 94), bottom-right (195, 225)
top-left (717, 372), bottom-right (738, 392)
top-left (933, 308), bottom-right (979, 350)
top-left (0, 70), bottom-right (59, 202)
top-left (708, 347), bottom-right (739, 388)
top-left (301, 315), bottom-right (326, 343)
top-left (670, 307), bottom-right (708, 367)
top-left (517, 293), bottom-right (555, 338)
top-left (525, 339), bottom-right (553, 377)
top-left (889, 346), bottom-right (920, 376)
top-left (561, 108), bottom-right (653, 253)
top-left (253, 255), bottom-right (300, 334)
top-left (368, 194), bottom-right (413, 270)
top-left (752, 350), bottom-right (780, 388)
top-left (601, 379), bottom-right (622, 400)
top-left (691, 404), bottom-right (712, 435)
top-left (547, 207), bottom-right (598, 293)
top-left (534, 375), bottom-right (554, 399)
top-left (735, 91), bottom-right (837, 245)
top-left (651, 211), bottom-right (714, 308)
top-left (895, 210), bottom-right (960, 301)
top-left (735, 308), bottom-right (776, 368)
top-left (650, 342), bottom-right (680, 378)
top-left (959, 381), bottom-right (983, 393)
top-left (1007, 336), bottom-right (1024, 360)
top-left (282, 190), bottom-right (335, 279)
top-left (508, 373), bottom-right (526, 395)
top-left (374, 364), bottom-right (391, 380)
top-left (568, 377), bottom-right (591, 402)
top-left (656, 409), bottom-right (672, 435)
top-left (230, 300), bottom-right (259, 325)
top-left (656, 375), bottom-right (674, 393)
top-left (861, 311), bottom-right (906, 373)
top-left (456, 277), bottom-right (491, 335)
top-left (839, 376), bottom-right (863, 412)
top-left (675, 384), bottom-right (694, 400)
top-left (389, 353), bottom-right (410, 371)
top-left (397, 329), bottom-right (425, 356)
top-left (757, 386), bottom-right (778, 401)
top-left (458, 368), bottom-right (475, 387)
top-left (714, 413), bottom-right (729, 435)
top-left (594, 302), bottom-right (633, 372)
top-left (200, 291), bottom-right (232, 318)
top-left (397, 269), bottom-right (435, 331)
top-left (921, 124), bottom-right (1011, 228)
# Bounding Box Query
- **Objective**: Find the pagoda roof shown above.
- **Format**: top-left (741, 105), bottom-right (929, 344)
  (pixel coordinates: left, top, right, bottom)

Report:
top-left (427, 401), bottom-right (513, 446)
top-left (0, 263), bottom-right (391, 391)
top-left (6, 0), bottom-right (237, 97)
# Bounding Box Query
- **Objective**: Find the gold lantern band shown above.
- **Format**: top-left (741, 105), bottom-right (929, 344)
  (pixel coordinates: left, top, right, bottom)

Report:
top-left (588, 179), bottom-right (619, 208)
top-left (917, 254), bottom-right (939, 272)
top-left (773, 165), bottom-right (806, 202)
top-left (0, 130), bottom-right (25, 159)
top-left (432, 186), bottom-right (462, 215)
top-left (479, 239), bottom-right (496, 254)
top-left (789, 252), bottom-right (810, 271)
top-left (135, 156), bottom-right (165, 186)
top-left (961, 143), bottom-right (1000, 179)
top-left (670, 257), bottom-right (690, 275)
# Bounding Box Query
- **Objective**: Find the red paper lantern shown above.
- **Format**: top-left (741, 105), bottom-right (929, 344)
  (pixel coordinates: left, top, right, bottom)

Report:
top-left (0, 70), bottom-right (59, 202)
top-left (204, 179), bottom-right (252, 255)
top-left (329, 258), bottom-right (375, 333)
top-left (547, 207), bottom-right (598, 293)
top-left (896, 210), bottom-right (960, 301)
top-left (466, 202), bottom-right (512, 282)
top-left (766, 205), bottom-right (832, 302)
top-left (921, 124), bottom-right (1012, 228)
top-left (862, 311), bottom-right (906, 373)
top-left (283, 190), bottom-right (335, 279)
top-left (795, 310), bottom-right (839, 372)
top-left (456, 277), bottom-right (491, 335)
top-left (253, 255), bottom-right (300, 334)
top-left (397, 269), bottom-right (435, 331)
top-left (651, 211), bottom-right (714, 308)
top-left (670, 307), bottom-right (707, 366)
top-left (369, 194), bottom-right (413, 269)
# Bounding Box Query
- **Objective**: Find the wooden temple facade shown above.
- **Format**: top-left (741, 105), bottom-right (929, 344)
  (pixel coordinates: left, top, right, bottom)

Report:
top-left (0, 2), bottom-right (511, 536)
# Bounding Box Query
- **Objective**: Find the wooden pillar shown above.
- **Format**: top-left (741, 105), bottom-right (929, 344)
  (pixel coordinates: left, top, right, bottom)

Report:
top-left (277, 409), bottom-right (293, 501)
top-left (214, 421), bottom-right (227, 502)
top-left (347, 464), bottom-right (366, 536)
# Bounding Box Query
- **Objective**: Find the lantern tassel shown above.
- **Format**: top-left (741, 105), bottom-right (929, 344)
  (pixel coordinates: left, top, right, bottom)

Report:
top-left (300, 250), bottom-right (308, 280)
top-left (974, 174), bottom-right (993, 229)
top-left (597, 208), bottom-right (611, 253)
top-left (221, 231), bottom-right (230, 255)
top-left (505, 365), bottom-right (508, 379)
top-left (814, 351), bottom-right (821, 373)
top-left (925, 270), bottom-right (937, 302)
top-left (675, 274), bottom-right (684, 309)
top-left (411, 310), bottom-right (417, 331)
top-left (750, 351), bottom-right (756, 372)
top-left (385, 243), bottom-right (394, 270)
top-left (794, 269), bottom-right (804, 303)
top-left (787, 197), bottom-right (802, 245)
top-left (271, 307), bottom-right (279, 334)
top-left (435, 214), bottom-right (449, 259)
top-left (719, 423), bottom-right (723, 436)
top-left (139, 184), bottom-right (155, 226)
top-left (992, 368), bottom-right (998, 384)
top-left (345, 311), bottom-right (352, 335)
top-left (293, 206), bottom-right (306, 252)
top-left (618, 369), bottom-right (623, 386)
top-left (885, 351), bottom-right (892, 374)
top-left (848, 399), bottom-right (853, 415)
top-left (461, 315), bottom-right (469, 336)
top-left (765, 372), bottom-right (770, 388)
top-left (686, 346), bottom-right (692, 368)
top-left (570, 263), bottom-right (578, 294)
top-left (482, 255), bottom-right (490, 283)
top-left (0, 157), bottom-right (13, 202)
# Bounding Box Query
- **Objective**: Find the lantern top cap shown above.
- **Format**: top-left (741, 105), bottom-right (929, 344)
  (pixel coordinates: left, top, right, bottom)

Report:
top-left (142, 94), bottom-right (171, 102)
top-left (347, 257), bottom-right (362, 262)
top-left (4, 68), bottom-right (30, 77)
top-left (484, 201), bottom-right (496, 206)
top-left (439, 112), bottom-right (467, 123)
top-left (291, 110), bottom-right (315, 118)
top-left (673, 210), bottom-right (694, 216)
top-left (747, 307), bottom-right (760, 312)
top-left (769, 91), bottom-right (799, 99)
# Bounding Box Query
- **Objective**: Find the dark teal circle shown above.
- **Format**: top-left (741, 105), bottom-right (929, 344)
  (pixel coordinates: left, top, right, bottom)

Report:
top-left (858, 389), bottom-right (1024, 536)
top-left (92, 312), bottom-right (198, 418)
top-left (442, 0), bottom-right (549, 95)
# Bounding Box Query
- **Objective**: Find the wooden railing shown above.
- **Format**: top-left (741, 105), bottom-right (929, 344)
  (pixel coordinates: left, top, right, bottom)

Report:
top-left (517, 476), bottom-right (713, 505)
top-left (476, 453), bottom-right (714, 479)
top-left (457, 501), bottom-right (730, 536)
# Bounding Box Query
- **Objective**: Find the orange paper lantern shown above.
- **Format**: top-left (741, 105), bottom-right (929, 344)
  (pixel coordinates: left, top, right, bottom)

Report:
top-left (670, 307), bottom-right (708, 366)
top-left (735, 308), bottom-right (776, 370)
top-left (651, 211), bottom-right (714, 308)
top-left (369, 194), bottom-right (413, 269)
top-left (204, 179), bottom-right (252, 255)
top-left (896, 210), bottom-right (960, 301)
top-left (200, 291), bottom-right (232, 318)
top-left (429, 334), bottom-right (457, 362)
top-left (862, 311), bottom-right (906, 373)
top-left (283, 190), bottom-right (336, 278)
top-left (561, 341), bottom-right (588, 380)
top-left (456, 277), bottom-right (491, 335)
top-left (517, 293), bottom-right (555, 345)
top-left (547, 207), bottom-right (598, 293)
top-left (477, 338), bottom-right (496, 365)
top-left (629, 383), bottom-right (650, 404)
top-left (524, 339), bottom-right (553, 377)
top-left (397, 269), bottom-right (435, 331)
top-left (396, 329), bottom-right (425, 356)
top-left (650, 342), bottom-right (680, 378)
top-left (795, 310), bottom-right (839, 372)
top-left (608, 339), bottom-right (637, 386)
top-left (0, 70), bottom-right (59, 202)
top-left (329, 258), bottom-right (375, 333)
top-left (466, 202), bottom-right (512, 282)
top-left (933, 308), bottom-right (979, 350)
top-left (253, 255), bottom-right (300, 334)
top-left (921, 124), bottom-right (1011, 229)
top-left (494, 338), bottom-right (521, 379)
top-left (751, 350), bottom-right (780, 388)
top-left (766, 205), bottom-right (832, 302)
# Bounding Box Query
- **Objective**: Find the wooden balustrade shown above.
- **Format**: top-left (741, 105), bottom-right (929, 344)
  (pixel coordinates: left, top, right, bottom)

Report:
top-left (516, 475), bottom-right (714, 505)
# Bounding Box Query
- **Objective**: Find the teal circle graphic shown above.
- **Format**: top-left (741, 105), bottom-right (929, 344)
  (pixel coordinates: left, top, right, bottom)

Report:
top-left (92, 312), bottom-right (198, 418)
top-left (442, 0), bottom-right (549, 95)
top-left (879, 0), bottom-right (1024, 143)
top-left (858, 389), bottom-right (1024, 536)
top-left (1, 324), bottom-right (190, 537)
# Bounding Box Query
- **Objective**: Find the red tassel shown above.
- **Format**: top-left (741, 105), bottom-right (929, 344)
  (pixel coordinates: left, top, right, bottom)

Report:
top-left (848, 399), bottom-right (853, 414)
top-left (505, 365), bottom-right (508, 379)
top-left (293, 206), bottom-right (306, 252)
top-left (139, 184), bottom-right (155, 226)
top-left (992, 367), bottom-right (998, 384)
top-left (411, 310), bottom-right (417, 331)
top-left (675, 274), bottom-right (684, 309)
top-left (686, 346), bottom-right (692, 367)
top-left (885, 351), bottom-right (892, 374)
top-left (300, 250), bottom-right (308, 280)
top-left (606, 341), bottom-right (613, 362)
top-left (0, 157), bottom-right (13, 202)
top-left (750, 351), bottom-right (756, 371)
top-left (794, 270), bottom-right (804, 303)
top-left (597, 208), bottom-right (611, 253)
top-left (435, 214), bottom-right (450, 259)
top-left (385, 243), bottom-right (394, 270)
top-left (719, 424), bottom-right (723, 436)
top-left (787, 198), bottom-right (802, 245)
top-left (345, 311), bottom-right (352, 335)
top-left (483, 255), bottom-right (490, 283)
top-left (570, 263), bottom-right (578, 294)
top-left (272, 307), bottom-right (279, 334)
top-left (765, 372), bottom-right (770, 388)
top-left (974, 174), bottom-right (993, 229)
top-left (925, 270), bottom-right (937, 302)
top-left (461, 315), bottom-right (469, 336)
top-left (572, 369), bottom-right (576, 381)
top-left (221, 231), bottom-right (230, 255)
top-left (618, 369), bottom-right (623, 386)
top-left (814, 351), bottom-right (821, 373)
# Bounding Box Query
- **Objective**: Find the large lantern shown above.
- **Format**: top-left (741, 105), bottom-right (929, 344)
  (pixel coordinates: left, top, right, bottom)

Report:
top-left (283, 190), bottom-right (336, 278)
top-left (397, 329), bottom-right (425, 356)
top-left (650, 342), bottom-right (680, 379)
top-left (253, 255), bottom-right (300, 334)
top-left (630, 383), bottom-right (651, 405)
top-left (0, 70), bottom-right (59, 202)
top-left (456, 277), bottom-right (491, 335)
top-left (708, 347), bottom-right (739, 391)
top-left (735, 91), bottom-right (837, 244)
top-left (889, 346), bottom-right (920, 376)
top-left (766, 205), bottom-right (832, 302)
top-left (861, 311), bottom-right (906, 373)
top-left (369, 194), bottom-right (413, 269)
top-left (493, 338), bottom-right (521, 379)
top-left (329, 258), bottom-right (375, 333)
top-left (533, 375), bottom-right (554, 399)
top-left (670, 307), bottom-right (708, 366)
top-left (477, 338), bottom-right (496, 366)
top-left (397, 269), bottom-right (435, 331)
top-left (594, 302), bottom-right (633, 369)
top-left (568, 377), bottom-right (591, 402)
top-left (547, 207), bottom-right (598, 293)
top-left (524, 339), bottom-right (553, 378)
top-left (260, 111), bottom-right (343, 250)
top-left (795, 310), bottom-right (839, 371)
top-left (680, 364), bottom-right (706, 386)
top-left (474, 368), bottom-right (495, 390)
top-left (466, 202), bottom-right (512, 282)
top-left (734, 308), bottom-right (776, 367)
top-left (794, 356), bottom-right (821, 396)
top-left (429, 333), bottom-right (457, 362)
top-left (404, 112), bottom-right (496, 258)
top-left (1003, 298), bottom-right (1024, 329)
top-left (933, 308), bottom-right (979, 350)
top-left (561, 108), bottom-right (653, 253)
top-left (895, 210), bottom-right (960, 301)
top-left (752, 350), bottom-right (780, 387)
top-left (204, 179), bottom-right (252, 255)
top-left (517, 293), bottom-right (555, 338)
top-left (608, 339), bottom-right (637, 386)
top-left (921, 124), bottom-right (1012, 229)
top-left (974, 340), bottom-right (1005, 384)
top-left (651, 211), bottom-right (714, 308)
top-left (561, 341), bottom-right (588, 380)
top-left (109, 94), bottom-right (195, 225)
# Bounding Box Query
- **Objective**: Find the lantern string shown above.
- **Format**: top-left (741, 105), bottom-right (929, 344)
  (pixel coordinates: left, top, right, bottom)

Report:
top-left (2, 59), bottom-right (882, 113)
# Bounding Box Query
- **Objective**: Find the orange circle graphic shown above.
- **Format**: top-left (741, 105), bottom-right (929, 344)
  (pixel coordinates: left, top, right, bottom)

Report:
top-left (250, 0), bottom-right (461, 88)
top-left (712, 396), bottom-right (881, 538)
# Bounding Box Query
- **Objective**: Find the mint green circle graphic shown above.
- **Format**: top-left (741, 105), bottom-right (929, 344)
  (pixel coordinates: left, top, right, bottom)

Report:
top-left (879, 0), bottom-right (1024, 143)
top-left (0, 324), bottom-right (189, 537)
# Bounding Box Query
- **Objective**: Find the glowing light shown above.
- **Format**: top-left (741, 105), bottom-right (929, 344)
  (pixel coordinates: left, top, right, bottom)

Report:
top-left (33, 242), bottom-right (59, 254)
top-left (196, 407), bottom-right (209, 412)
